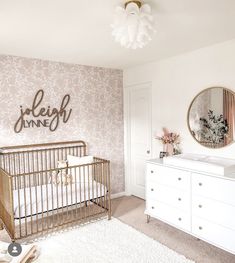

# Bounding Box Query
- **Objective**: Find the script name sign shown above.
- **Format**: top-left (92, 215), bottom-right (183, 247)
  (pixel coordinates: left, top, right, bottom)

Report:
top-left (14, 89), bottom-right (72, 133)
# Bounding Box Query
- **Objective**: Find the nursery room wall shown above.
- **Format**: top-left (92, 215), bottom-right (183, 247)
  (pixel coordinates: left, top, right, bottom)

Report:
top-left (124, 39), bottom-right (235, 159)
top-left (0, 55), bottom-right (124, 194)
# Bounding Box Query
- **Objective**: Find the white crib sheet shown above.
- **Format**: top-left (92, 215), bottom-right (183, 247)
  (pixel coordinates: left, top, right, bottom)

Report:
top-left (13, 181), bottom-right (107, 219)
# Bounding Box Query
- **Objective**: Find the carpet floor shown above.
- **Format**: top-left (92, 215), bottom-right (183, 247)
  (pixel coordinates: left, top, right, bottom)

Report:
top-left (112, 196), bottom-right (235, 263)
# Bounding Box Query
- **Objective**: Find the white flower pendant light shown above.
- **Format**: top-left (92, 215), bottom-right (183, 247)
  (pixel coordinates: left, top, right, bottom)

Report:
top-left (111, 0), bottom-right (155, 49)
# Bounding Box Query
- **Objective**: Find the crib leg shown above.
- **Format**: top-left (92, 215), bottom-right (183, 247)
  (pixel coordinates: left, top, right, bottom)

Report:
top-left (108, 208), bottom-right (111, 220)
top-left (147, 215), bottom-right (150, 223)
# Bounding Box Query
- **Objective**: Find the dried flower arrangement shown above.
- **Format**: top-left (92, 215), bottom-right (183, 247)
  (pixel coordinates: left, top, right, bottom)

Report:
top-left (156, 128), bottom-right (181, 156)
top-left (156, 133), bottom-right (180, 145)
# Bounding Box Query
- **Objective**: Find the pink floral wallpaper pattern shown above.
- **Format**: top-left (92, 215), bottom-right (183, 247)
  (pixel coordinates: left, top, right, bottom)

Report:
top-left (0, 55), bottom-right (124, 194)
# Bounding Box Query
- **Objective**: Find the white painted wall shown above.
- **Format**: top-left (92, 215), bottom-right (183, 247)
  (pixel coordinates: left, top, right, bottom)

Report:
top-left (124, 39), bottom-right (235, 158)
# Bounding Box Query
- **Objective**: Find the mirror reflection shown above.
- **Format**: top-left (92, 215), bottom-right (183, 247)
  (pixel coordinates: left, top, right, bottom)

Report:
top-left (188, 87), bottom-right (235, 148)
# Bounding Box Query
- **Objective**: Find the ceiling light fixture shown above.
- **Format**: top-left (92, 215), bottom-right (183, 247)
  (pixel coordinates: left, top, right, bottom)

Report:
top-left (111, 0), bottom-right (155, 49)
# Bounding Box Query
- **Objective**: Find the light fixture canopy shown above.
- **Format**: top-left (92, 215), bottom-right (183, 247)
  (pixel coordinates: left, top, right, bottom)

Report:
top-left (124, 0), bottom-right (142, 8)
top-left (111, 0), bottom-right (155, 49)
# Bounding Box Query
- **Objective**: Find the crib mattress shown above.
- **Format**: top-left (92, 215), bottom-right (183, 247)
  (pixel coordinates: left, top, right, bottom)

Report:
top-left (13, 181), bottom-right (107, 219)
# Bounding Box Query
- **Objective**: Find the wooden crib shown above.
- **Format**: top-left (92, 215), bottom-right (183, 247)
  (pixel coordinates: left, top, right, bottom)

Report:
top-left (0, 140), bottom-right (111, 241)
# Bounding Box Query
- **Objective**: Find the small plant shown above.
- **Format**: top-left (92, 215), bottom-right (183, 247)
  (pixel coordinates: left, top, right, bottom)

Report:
top-left (199, 110), bottom-right (229, 144)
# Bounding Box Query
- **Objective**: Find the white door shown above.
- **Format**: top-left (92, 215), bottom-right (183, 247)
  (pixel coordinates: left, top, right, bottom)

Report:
top-left (128, 83), bottom-right (152, 199)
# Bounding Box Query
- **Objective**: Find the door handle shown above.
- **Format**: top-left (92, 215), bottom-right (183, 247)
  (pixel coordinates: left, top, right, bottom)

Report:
top-left (147, 150), bottom-right (150, 154)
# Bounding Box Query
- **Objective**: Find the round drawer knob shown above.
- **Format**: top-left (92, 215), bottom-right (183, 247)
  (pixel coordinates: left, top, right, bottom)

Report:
top-left (178, 217), bottom-right (182, 221)
top-left (198, 204), bottom-right (202, 208)
top-left (178, 198), bottom-right (181, 201)
top-left (151, 188), bottom-right (154, 191)
top-left (151, 170), bottom-right (154, 174)
top-left (151, 206), bottom-right (155, 209)
top-left (178, 177), bottom-right (182, 181)
top-left (199, 226), bottom-right (203, 230)
top-left (199, 182), bottom-right (203, 186)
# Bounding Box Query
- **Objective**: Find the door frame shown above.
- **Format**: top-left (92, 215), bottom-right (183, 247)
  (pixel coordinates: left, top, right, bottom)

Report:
top-left (124, 81), bottom-right (152, 198)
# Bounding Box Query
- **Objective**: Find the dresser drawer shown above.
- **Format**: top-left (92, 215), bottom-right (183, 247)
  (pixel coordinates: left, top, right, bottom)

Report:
top-left (192, 195), bottom-right (235, 230)
top-left (147, 164), bottom-right (190, 190)
top-left (146, 182), bottom-right (190, 212)
top-left (192, 216), bottom-right (235, 254)
top-left (147, 199), bottom-right (191, 232)
top-left (192, 173), bottom-right (235, 206)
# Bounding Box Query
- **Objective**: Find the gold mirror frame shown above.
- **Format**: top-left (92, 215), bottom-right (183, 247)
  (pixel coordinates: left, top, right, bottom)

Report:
top-left (187, 87), bottom-right (235, 149)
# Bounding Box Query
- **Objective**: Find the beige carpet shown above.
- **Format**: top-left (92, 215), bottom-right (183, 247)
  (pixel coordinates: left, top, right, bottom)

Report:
top-left (1, 196), bottom-right (235, 263)
top-left (112, 196), bottom-right (235, 263)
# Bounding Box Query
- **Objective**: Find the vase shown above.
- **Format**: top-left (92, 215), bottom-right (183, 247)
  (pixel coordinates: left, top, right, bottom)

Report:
top-left (164, 143), bottom-right (174, 156)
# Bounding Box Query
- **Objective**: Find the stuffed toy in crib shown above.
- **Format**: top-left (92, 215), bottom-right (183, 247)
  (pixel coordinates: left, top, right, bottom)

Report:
top-left (49, 160), bottom-right (72, 186)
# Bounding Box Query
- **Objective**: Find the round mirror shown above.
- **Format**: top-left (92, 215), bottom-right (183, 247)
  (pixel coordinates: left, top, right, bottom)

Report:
top-left (187, 87), bottom-right (235, 148)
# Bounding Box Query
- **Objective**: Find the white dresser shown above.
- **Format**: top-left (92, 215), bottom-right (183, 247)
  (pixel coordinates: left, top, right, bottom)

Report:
top-left (145, 159), bottom-right (235, 255)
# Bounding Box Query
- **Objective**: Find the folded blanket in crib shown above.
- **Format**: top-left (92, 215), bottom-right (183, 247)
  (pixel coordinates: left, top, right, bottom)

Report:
top-left (0, 241), bottom-right (37, 263)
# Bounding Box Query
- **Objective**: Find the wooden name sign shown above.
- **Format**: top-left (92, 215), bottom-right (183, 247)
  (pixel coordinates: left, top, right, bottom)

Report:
top-left (14, 89), bottom-right (72, 133)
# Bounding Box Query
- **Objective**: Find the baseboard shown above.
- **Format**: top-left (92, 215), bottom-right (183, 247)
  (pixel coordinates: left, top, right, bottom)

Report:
top-left (111, 192), bottom-right (126, 199)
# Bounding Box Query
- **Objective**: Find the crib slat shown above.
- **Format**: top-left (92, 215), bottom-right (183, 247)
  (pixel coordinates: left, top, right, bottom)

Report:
top-left (87, 164), bottom-right (90, 218)
top-left (108, 161), bottom-right (111, 220)
top-left (23, 168), bottom-right (28, 237)
top-left (99, 163), bottom-right (103, 208)
top-left (7, 154), bottom-right (10, 178)
top-left (65, 168), bottom-right (69, 220)
top-left (39, 151), bottom-right (44, 232)
top-left (105, 162), bottom-right (108, 211)
top-left (91, 163), bottom-right (94, 214)
top-left (12, 153), bottom-right (16, 194)
top-left (99, 163), bottom-right (102, 208)
top-left (60, 170), bottom-right (64, 226)
top-left (69, 167), bottom-right (73, 221)
top-left (49, 149), bottom-right (54, 229)
top-left (22, 154), bottom-right (26, 236)
top-left (79, 166), bottom-right (82, 219)
top-left (56, 150), bottom-right (60, 225)
top-left (40, 171), bottom-right (44, 232)
top-left (17, 153), bottom-right (22, 238)
top-left (95, 164), bottom-right (99, 208)
top-left (45, 151), bottom-right (49, 231)
top-left (2, 154), bottom-right (5, 171)
top-left (34, 152), bottom-right (39, 234)
top-left (27, 152), bottom-right (33, 235)
top-left (103, 162), bottom-right (106, 211)
top-left (83, 166), bottom-right (87, 219)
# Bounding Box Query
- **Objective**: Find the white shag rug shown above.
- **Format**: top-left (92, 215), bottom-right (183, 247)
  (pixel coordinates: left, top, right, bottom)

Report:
top-left (34, 218), bottom-right (194, 263)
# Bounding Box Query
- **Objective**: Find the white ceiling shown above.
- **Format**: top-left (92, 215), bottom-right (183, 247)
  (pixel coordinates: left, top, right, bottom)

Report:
top-left (1, 0), bottom-right (235, 69)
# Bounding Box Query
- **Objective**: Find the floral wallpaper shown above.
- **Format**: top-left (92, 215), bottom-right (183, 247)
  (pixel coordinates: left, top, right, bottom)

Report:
top-left (0, 55), bottom-right (124, 194)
